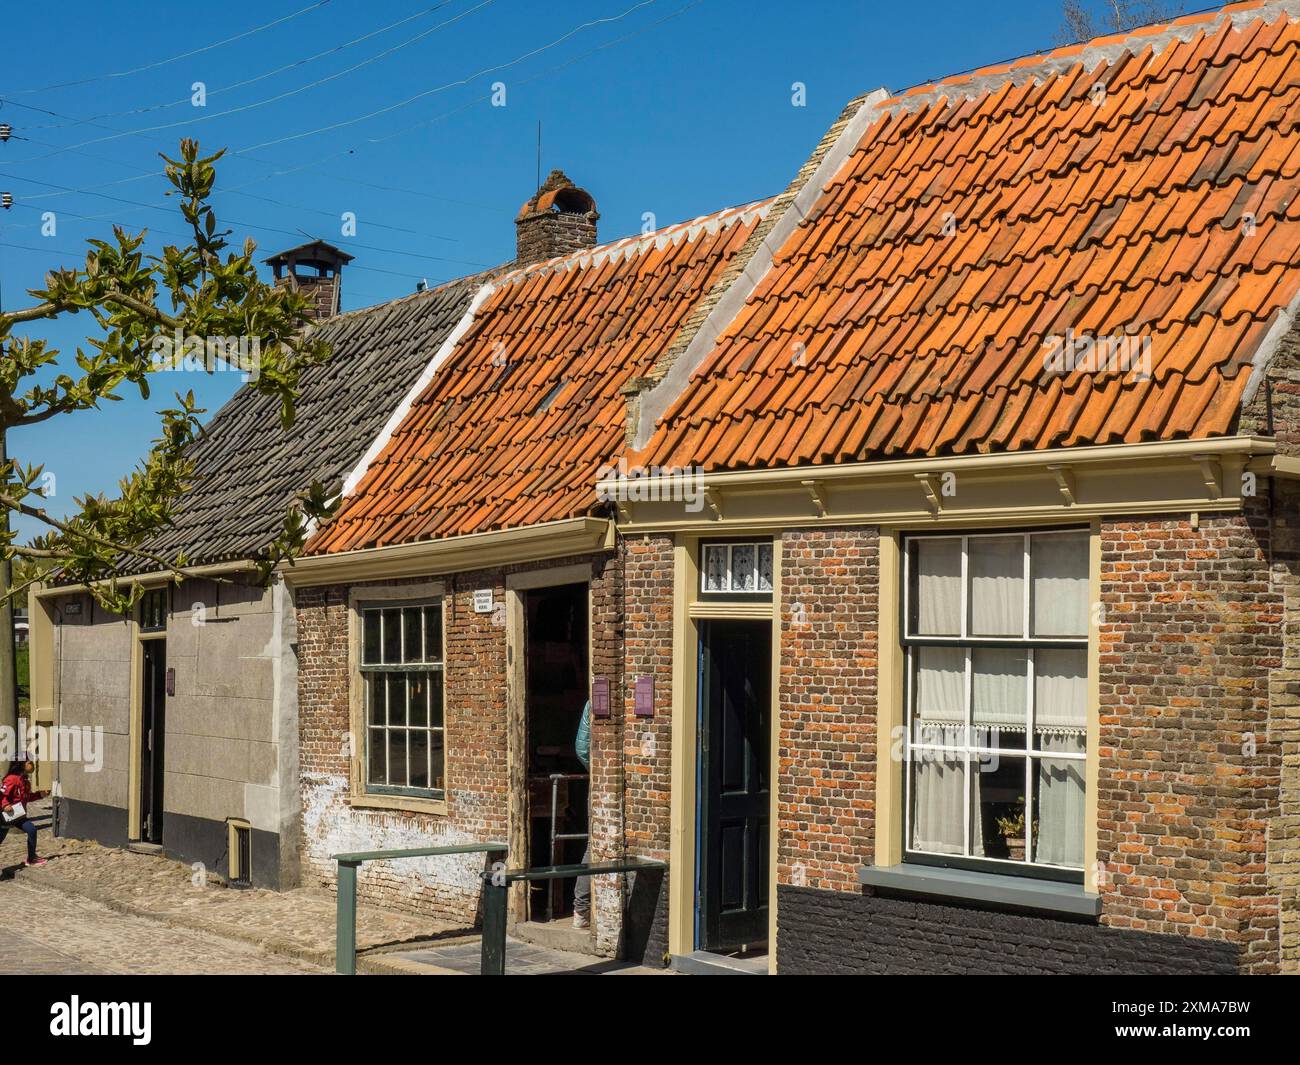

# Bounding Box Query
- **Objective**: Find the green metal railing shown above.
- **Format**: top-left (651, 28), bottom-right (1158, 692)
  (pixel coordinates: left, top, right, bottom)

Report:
top-left (478, 856), bottom-right (667, 975)
top-left (333, 842), bottom-right (507, 975)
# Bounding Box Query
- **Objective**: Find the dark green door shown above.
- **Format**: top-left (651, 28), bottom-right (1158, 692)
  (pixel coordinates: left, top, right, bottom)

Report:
top-left (699, 619), bottom-right (770, 952)
top-left (140, 640), bottom-right (166, 844)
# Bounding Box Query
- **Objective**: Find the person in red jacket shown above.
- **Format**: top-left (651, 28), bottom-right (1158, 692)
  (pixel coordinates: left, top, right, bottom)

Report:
top-left (1, 758), bottom-right (48, 867)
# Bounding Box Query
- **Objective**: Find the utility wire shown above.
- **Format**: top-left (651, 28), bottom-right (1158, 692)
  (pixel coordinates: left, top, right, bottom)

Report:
top-left (0, 173), bottom-right (492, 269)
top-left (242, 0), bottom-right (657, 153)
top-left (6, 0), bottom-right (498, 163)
top-left (22, 2), bottom-right (462, 129)
top-left (0, 1), bottom-right (333, 96)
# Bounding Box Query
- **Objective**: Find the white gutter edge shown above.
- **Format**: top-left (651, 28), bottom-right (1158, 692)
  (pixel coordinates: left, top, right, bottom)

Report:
top-left (338, 279), bottom-right (497, 500)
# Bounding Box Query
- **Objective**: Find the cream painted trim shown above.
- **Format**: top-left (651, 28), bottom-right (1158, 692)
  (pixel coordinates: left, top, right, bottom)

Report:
top-left (282, 518), bottom-right (614, 587)
top-left (339, 281), bottom-right (496, 500)
top-left (34, 560), bottom-right (256, 599)
top-left (127, 612), bottom-right (142, 841)
top-left (605, 438), bottom-right (1274, 534)
top-left (766, 540), bottom-right (782, 974)
top-left (1084, 522), bottom-right (1102, 894)
top-left (346, 580), bottom-right (448, 816)
top-left (873, 532), bottom-right (904, 868)
top-left (26, 586), bottom-right (55, 717)
top-left (505, 562), bottom-right (593, 592)
top-left (688, 600), bottom-right (773, 621)
top-left (667, 536), bottom-right (698, 958)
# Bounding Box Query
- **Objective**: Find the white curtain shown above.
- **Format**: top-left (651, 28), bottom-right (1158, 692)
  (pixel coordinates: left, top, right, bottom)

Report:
top-left (1031, 532), bottom-right (1089, 636)
top-left (915, 538), bottom-right (961, 635)
top-left (1036, 734), bottom-right (1085, 866)
top-left (912, 756), bottom-right (965, 855)
top-left (970, 536), bottom-right (1024, 635)
top-left (972, 647), bottom-right (1027, 738)
top-left (912, 646), bottom-right (965, 854)
top-left (1034, 649), bottom-right (1086, 730)
top-left (1034, 648), bottom-right (1086, 866)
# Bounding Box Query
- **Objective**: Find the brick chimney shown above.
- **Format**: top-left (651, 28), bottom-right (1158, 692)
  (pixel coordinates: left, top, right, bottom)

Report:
top-left (515, 170), bottom-right (599, 267)
top-left (264, 240), bottom-right (353, 321)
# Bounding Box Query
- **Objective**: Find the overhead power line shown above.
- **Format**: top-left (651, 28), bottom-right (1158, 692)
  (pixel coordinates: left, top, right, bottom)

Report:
top-left (21, 2), bottom-right (463, 130)
top-left (241, 0), bottom-right (658, 153)
top-left (0, 1), bottom-right (333, 97)
top-left (7, 0), bottom-right (498, 163)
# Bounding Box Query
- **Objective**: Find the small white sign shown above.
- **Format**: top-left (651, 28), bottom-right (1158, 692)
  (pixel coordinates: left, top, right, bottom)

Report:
top-left (474, 589), bottom-right (494, 614)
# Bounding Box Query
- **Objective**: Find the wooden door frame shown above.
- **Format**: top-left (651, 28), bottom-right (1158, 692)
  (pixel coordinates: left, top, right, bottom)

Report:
top-left (127, 592), bottom-right (168, 844)
top-left (504, 563), bottom-right (593, 923)
top-left (668, 535), bottom-right (781, 970)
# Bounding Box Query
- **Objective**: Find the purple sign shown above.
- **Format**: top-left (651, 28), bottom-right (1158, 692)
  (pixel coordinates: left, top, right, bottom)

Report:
top-left (592, 677), bottom-right (610, 718)
top-left (634, 675), bottom-right (654, 718)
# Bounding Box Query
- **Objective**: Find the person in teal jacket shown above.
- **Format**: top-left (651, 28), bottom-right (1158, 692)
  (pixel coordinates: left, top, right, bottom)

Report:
top-left (573, 699), bottom-right (591, 928)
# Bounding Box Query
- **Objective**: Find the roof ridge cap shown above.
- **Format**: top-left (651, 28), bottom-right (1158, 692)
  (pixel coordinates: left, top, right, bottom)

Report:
top-left (498, 197), bottom-right (777, 283)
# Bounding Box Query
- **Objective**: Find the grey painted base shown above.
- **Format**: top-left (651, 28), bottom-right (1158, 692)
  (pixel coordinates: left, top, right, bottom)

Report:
top-left (777, 884), bottom-right (1241, 975)
top-left (56, 797), bottom-right (283, 890)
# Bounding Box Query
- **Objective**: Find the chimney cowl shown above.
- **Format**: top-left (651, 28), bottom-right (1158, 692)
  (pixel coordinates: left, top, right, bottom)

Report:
top-left (264, 239), bottom-right (353, 322)
top-left (515, 169), bottom-right (599, 267)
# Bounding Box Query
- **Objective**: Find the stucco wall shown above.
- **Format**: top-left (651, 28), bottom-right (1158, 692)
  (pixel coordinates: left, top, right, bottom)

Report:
top-left (48, 575), bottom-right (297, 887)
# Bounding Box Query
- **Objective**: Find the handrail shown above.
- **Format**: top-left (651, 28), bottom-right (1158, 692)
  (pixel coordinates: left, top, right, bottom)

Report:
top-left (333, 842), bottom-right (507, 974)
top-left (478, 856), bottom-right (666, 975)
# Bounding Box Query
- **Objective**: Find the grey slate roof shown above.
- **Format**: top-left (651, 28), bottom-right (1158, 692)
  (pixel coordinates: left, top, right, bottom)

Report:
top-left (128, 274), bottom-right (483, 571)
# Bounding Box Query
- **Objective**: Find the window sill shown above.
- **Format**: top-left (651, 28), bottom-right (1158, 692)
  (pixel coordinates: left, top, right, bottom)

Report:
top-left (858, 864), bottom-right (1100, 919)
top-left (349, 791), bottom-right (448, 817)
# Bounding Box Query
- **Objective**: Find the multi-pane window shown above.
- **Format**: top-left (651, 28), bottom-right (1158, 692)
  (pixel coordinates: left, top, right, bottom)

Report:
top-left (902, 530), bottom-right (1089, 873)
top-left (701, 541), bottom-right (774, 595)
top-left (360, 602), bottom-right (445, 798)
top-left (140, 588), bottom-right (168, 632)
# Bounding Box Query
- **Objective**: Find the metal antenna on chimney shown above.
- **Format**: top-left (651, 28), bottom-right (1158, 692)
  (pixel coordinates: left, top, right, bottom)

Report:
top-left (536, 120), bottom-right (542, 192)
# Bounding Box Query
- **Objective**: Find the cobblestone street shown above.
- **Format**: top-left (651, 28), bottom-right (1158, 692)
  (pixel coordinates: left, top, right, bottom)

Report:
top-left (0, 878), bottom-right (326, 975)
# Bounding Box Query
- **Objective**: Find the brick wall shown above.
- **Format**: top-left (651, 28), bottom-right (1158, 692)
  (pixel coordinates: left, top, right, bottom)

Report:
top-left (296, 552), bottom-right (621, 939)
top-left (777, 528), bottom-right (879, 895)
top-left (619, 534), bottom-right (674, 965)
top-left (778, 885), bottom-right (1239, 975)
top-left (770, 513), bottom-right (1288, 975)
top-left (1096, 508), bottom-right (1281, 974)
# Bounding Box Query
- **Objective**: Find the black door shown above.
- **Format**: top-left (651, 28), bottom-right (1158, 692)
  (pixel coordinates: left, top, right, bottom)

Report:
top-left (139, 640), bottom-right (166, 843)
top-left (699, 620), bottom-right (770, 952)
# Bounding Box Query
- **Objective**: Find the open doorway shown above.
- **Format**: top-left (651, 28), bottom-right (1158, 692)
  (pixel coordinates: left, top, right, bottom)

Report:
top-left (522, 582), bottom-right (589, 922)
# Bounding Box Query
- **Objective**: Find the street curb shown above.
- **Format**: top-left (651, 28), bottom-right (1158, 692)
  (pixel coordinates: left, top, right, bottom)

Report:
top-left (17, 866), bottom-right (466, 976)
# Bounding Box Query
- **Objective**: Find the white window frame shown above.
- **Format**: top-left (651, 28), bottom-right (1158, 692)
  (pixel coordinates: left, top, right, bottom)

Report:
top-left (901, 528), bottom-right (1088, 875)
top-left (358, 599), bottom-right (446, 799)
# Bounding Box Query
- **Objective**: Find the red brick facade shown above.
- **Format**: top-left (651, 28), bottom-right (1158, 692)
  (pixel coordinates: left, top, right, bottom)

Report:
top-left (1096, 507), bottom-right (1283, 974)
top-left (295, 507), bottom-right (1297, 972)
top-left (295, 552), bottom-right (622, 945)
top-left (777, 528), bottom-right (878, 895)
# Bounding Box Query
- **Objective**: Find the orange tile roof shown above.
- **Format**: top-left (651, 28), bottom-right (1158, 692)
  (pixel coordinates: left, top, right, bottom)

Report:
top-left (306, 201), bottom-right (770, 554)
top-left (637, 1), bottom-right (1300, 472)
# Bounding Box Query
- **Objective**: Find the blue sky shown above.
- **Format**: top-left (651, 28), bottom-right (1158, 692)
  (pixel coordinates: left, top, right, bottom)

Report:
top-left (0, 0), bottom-right (1179, 542)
